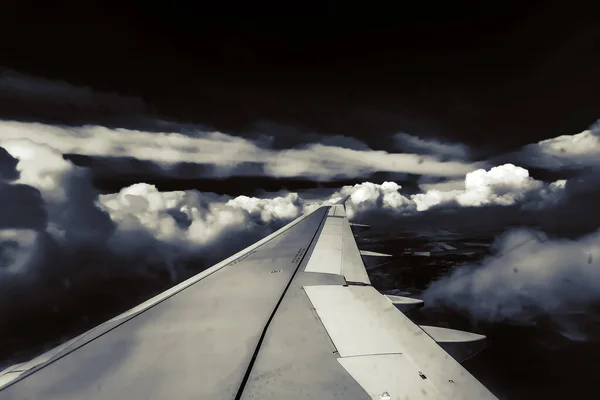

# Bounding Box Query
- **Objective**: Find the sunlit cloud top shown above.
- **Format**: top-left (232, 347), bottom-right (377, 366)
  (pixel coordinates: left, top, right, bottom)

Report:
top-left (0, 120), bottom-right (483, 180)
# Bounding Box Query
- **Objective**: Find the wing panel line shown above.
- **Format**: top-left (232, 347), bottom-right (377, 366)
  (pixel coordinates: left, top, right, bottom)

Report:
top-left (234, 206), bottom-right (330, 400)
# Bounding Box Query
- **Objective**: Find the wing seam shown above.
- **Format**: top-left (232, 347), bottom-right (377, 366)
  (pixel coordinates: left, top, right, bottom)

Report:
top-left (233, 206), bottom-right (330, 400)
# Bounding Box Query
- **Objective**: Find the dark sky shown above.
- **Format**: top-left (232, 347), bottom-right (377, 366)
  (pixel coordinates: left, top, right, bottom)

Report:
top-left (1, 1), bottom-right (599, 156)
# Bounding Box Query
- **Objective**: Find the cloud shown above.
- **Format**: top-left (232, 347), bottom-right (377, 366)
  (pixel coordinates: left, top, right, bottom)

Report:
top-left (99, 184), bottom-right (314, 258)
top-left (423, 227), bottom-right (600, 339)
top-left (1, 139), bottom-right (114, 244)
top-left (0, 136), bottom-right (578, 288)
top-left (507, 120), bottom-right (600, 171)
top-left (0, 229), bottom-right (42, 274)
top-left (0, 69), bottom-right (149, 125)
top-left (0, 147), bottom-right (19, 181)
top-left (0, 119), bottom-right (482, 180)
top-left (330, 181), bottom-right (415, 218)
top-left (1, 139), bottom-right (75, 202)
top-left (246, 121), bottom-right (371, 151)
top-left (266, 144), bottom-right (477, 180)
top-left (0, 184), bottom-right (47, 230)
top-left (394, 132), bottom-right (471, 160)
top-left (411, 164), bottom-right (563, 211)
top-left (328, 164), bottom-right (588, 240)
top-left (417, 177), bottom-right (465, 193)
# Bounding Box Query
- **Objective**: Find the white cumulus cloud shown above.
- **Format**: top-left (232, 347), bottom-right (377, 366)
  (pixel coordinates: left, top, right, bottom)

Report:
top-left (411, 164), bottom-right (564, 211)
top-left (331, 181), bottom-right (415, 218)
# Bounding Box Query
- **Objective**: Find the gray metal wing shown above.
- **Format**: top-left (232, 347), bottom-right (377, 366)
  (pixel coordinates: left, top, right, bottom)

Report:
top-left (0, 202), bottom-right (498, 399)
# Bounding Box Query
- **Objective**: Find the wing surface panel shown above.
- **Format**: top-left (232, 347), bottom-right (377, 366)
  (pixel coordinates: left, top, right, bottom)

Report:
top-left (339, 354), bottom-right (439, 400)
top-left (240, 272), bottom-right (368, 400)
top-left (340, 217), bottom-right (371, 284)
top-left (303, 285), bottom-right (497, 399)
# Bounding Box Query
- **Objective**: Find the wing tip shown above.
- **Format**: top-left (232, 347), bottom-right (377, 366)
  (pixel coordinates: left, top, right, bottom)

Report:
top-left (333, 195), bottom-right (350, 205)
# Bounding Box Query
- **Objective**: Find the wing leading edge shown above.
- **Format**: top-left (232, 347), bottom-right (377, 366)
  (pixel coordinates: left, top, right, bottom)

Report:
top-left (0, 201), bottom-right (497, 399)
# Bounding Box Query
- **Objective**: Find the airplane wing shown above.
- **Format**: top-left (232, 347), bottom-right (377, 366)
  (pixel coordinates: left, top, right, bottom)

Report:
top-left (0, 198), bottom-right (498, 399)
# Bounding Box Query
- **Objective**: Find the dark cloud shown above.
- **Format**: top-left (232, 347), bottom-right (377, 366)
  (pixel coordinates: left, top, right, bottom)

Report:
top-left (394, 133), bottom-right (471, 160)
top-left (239, 121), bottom-right (370, 151)
top-left (0, 147), bottom-right (19, 181)
top-left (0, 69), bottom-right (151, 128)
top-left (0, 184), bottom-right (46, 230)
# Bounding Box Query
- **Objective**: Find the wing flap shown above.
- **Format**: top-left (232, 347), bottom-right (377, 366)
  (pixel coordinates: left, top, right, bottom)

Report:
top-left (338, 354), bottom-right (439, 400)
top-left (302, 213), bottom-right (370, 284)
top-left (239, 273), bottom-right (367, 400)
top-left (341, 217), bottom-right (371, 284)
top-left (304, 285), bottom-right (497, 400)
top-left (303, 285), bottom-right (403, 357)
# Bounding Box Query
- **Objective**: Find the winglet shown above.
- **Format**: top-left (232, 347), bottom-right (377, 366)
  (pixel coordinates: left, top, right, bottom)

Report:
top-left (333, 195), bottom-right (350, 205)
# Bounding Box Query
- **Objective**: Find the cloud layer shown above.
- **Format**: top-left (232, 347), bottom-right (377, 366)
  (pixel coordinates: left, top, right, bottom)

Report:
top-left (1, 130), bottom-right (573, 290)
top-left (507, 120), bottom-right (600, 171)
top-left (394, 132), bottom-right (471, 160)
top-left (0, 120), bottom-right (481, 181)
top-left (0, 133), bottom-right (574, 282)
top-left (0, 69), bottom-right (149, 127)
